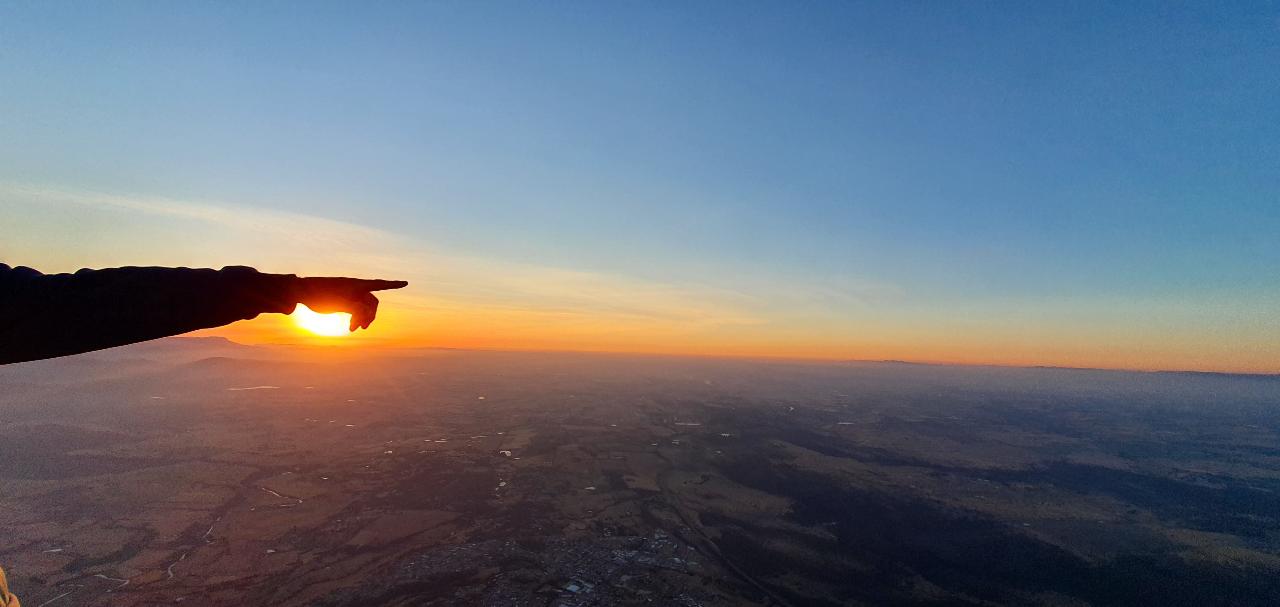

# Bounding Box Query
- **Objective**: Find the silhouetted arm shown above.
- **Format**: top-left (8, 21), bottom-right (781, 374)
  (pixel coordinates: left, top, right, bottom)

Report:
top-left (0, 264), bottom-right (406, 365)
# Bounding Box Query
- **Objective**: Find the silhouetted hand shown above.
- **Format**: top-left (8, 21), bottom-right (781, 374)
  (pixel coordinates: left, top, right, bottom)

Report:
top-left (1, 265), bottom-right (412, 364)
top-left (290, 277), bottom-right (408, 332)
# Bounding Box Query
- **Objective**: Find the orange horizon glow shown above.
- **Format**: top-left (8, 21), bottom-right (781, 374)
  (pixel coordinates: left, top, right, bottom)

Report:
top-left (189, 305), bottom-right (1280, 376)
top-left (13, 185), bottom-right (1279, 378)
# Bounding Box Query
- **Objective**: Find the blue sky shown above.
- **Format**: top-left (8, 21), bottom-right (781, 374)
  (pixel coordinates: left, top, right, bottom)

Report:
top-left (2, 2), bottom-right (1278, 370)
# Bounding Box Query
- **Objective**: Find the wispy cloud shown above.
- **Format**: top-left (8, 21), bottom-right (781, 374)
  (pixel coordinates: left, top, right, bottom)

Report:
top-left (1, 182), bottom-right (767, 330)
top-left (5, 183), bottom-right (387, 251)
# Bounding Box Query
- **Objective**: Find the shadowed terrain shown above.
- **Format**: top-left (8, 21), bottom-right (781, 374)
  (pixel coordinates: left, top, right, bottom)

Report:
top-left (1, 338), bottom-right (1278, 606)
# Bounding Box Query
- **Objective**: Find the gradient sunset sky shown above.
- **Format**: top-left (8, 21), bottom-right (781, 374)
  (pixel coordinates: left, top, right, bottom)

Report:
top-left (2, 3), bottom-right (1277, 372)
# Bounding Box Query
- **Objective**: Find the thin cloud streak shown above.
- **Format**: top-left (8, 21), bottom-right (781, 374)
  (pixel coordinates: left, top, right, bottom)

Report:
top-left (1, 183), bottom-right (782, 330)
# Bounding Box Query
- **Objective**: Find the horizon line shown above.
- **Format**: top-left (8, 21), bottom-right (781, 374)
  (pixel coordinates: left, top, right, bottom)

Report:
top-left (171, 336), bottom-right (1280, 379)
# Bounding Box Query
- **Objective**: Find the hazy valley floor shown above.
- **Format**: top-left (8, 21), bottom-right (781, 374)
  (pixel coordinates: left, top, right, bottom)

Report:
top-left (2, 339), bottom-right (1279, 606)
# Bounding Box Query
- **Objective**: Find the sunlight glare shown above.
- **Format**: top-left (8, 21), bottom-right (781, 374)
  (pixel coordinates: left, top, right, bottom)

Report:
top-left (291, 304), bottom-right (352, 337)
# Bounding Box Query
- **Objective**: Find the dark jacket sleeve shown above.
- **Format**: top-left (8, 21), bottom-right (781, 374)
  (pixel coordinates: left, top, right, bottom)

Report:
top-left (0, 264), bottom-right (298, 364)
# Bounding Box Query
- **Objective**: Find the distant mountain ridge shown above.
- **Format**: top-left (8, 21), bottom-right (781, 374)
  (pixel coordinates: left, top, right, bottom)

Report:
top-left (848, 358), bottom-right (1280, 379)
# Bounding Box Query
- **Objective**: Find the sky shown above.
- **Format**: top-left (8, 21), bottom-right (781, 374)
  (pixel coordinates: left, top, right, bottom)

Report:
top-left (2, 2), bottom-right (1278, 372)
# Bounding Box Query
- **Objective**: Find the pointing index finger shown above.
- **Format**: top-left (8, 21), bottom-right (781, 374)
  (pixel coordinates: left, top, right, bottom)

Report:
top-left (359, 279), bottom-right (409, 292)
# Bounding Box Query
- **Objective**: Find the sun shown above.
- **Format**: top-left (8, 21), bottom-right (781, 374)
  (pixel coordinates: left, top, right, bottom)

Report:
top-left (291, 303), bottom-right (352, 337)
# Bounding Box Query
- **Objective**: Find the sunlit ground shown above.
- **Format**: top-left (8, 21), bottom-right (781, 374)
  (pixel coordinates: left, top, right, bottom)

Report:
top-left (291, 304), bottom-right (352, 337)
